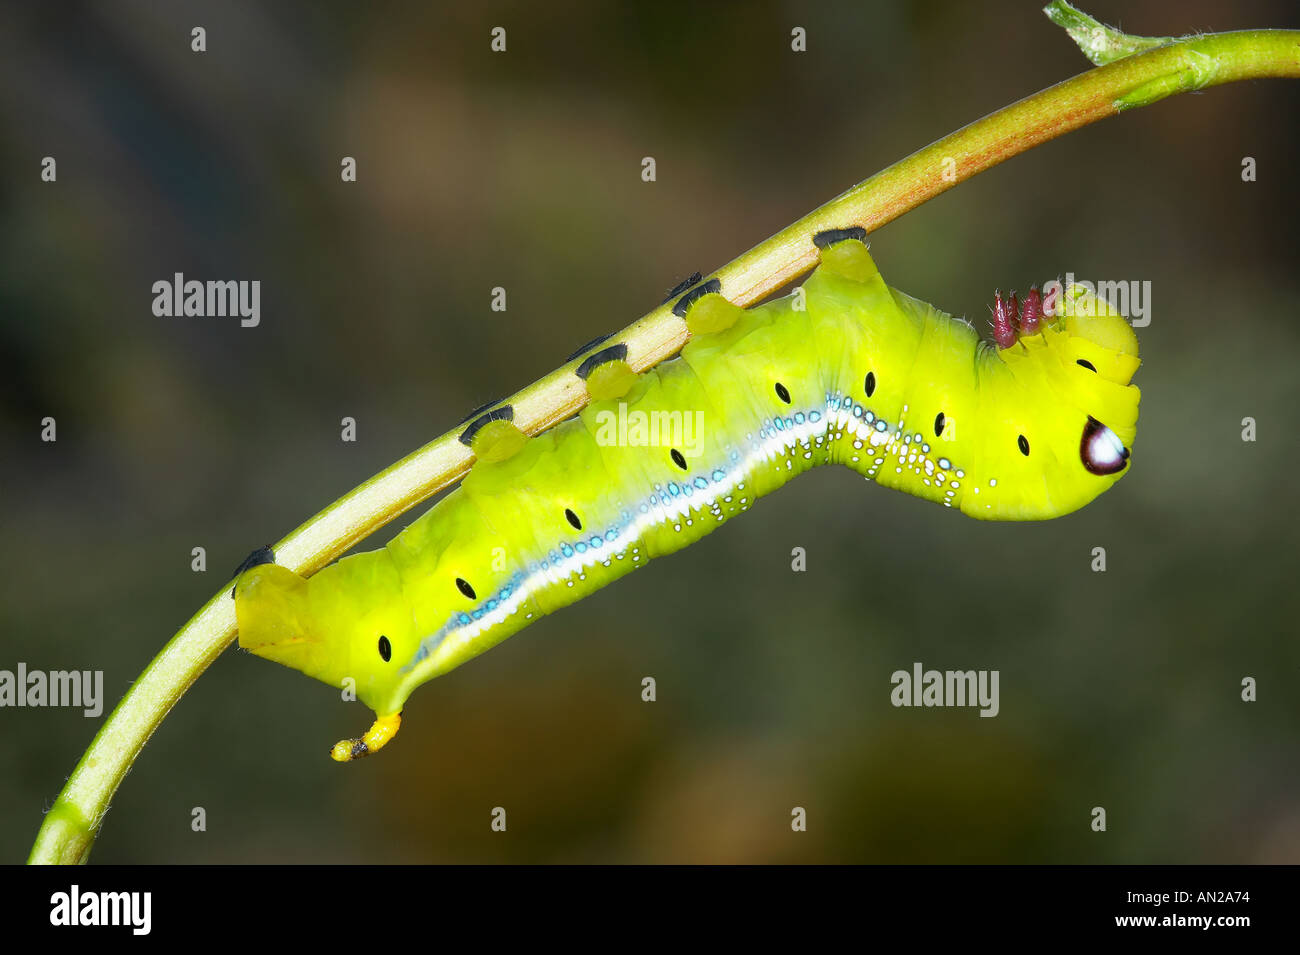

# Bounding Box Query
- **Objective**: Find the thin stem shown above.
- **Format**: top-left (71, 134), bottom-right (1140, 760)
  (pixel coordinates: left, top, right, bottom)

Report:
top-left (29, 15), bottom-right (1300, 863)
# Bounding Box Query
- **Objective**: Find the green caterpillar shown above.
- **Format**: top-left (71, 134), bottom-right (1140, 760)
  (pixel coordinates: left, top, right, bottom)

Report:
top-left (233, 235), bottom-right (1140, 760)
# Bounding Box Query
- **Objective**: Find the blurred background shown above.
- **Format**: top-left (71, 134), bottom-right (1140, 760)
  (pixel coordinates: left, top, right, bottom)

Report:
top-left (2, 0), bottom-right (1298, 863)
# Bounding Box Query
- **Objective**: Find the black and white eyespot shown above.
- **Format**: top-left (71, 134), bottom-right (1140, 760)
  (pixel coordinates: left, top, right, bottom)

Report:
top-left (774, 382), bottom-right (791, 404)
top-left (934, 412), bottom-right (946, 437)
top-left (377, 635), bottom-right (391, 663)
top-left (1017, 435), bottom-right (1030, 456)
top-left (565, 508), bottom-right (582, 530)
top-left (670, 448), bottom-right (688, 470)
top-left (1077, 359), bottom-right (1097, 372)
top-left (864, 372), bottom-right (876, 397)
top-left (1081, 415), bottom-right (1129, 475)
top-left (456, 577), bottom-right (477, 600)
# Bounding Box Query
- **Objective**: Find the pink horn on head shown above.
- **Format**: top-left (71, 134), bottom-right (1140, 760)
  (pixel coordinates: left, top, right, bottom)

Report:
top-left (1020, 286), bottom-right (1043, 335)
top-left (991, 290), bottom-right (1016, 349)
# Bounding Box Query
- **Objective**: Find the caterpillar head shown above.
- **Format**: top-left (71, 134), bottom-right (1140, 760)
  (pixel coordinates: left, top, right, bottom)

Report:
top-left (234, 553), bottom-right (417, 719)
top-left (967, 281), bottom-right (1140, 520)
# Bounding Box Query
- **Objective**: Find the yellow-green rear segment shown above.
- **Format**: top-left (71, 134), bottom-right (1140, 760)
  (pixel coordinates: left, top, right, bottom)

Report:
top-left (234, 240), bottom-right (1141, 758)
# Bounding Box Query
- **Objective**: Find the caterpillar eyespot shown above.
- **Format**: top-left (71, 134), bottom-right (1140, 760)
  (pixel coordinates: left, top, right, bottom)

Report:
top-left (1081, 415), bottom-right (1130, 475)
top-left (233, 240), bottom-right (1141, 759)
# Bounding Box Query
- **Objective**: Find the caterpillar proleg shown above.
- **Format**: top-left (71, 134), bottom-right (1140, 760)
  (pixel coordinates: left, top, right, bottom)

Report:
top-left (233, 237), bottom-right (1140, 759)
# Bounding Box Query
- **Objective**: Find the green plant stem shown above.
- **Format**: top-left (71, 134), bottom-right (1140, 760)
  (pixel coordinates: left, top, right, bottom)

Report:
top-left (29, 15), bottom-right (1300, 863)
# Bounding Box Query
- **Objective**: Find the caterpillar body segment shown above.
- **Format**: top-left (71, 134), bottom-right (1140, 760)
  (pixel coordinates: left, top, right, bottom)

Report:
top-left (234, 240), bottom-right (1140, 757)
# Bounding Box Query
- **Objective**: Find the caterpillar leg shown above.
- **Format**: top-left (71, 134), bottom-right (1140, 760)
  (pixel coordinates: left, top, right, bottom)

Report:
top-left (330, 712), bottom-right (402, 762)
top-left (576, 343), bottom-right (639, 400)
top-left (458, 405), bottom-right (528, 463)
top-left (229, 544), bottom-right (275, 598)
top-left (813, 227), bottom-right (877, 283)
top-left (670, 278), bottom-right (746, 335)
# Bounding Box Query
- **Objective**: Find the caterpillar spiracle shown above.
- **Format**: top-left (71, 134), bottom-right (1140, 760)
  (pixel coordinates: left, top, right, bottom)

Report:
top-left (233, 234), bottom-right (1140, 760)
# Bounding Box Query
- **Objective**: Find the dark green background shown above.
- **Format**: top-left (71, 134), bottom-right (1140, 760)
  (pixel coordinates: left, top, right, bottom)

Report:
top-left (3, 0), bottom-right (1297, 862)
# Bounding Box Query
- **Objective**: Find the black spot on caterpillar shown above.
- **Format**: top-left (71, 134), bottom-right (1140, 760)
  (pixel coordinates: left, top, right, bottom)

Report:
top-left (378, 635), bottom-right (391, 662)
top-left (813, 226), bottom-right (868, 248)
top-left (564, 508), bottom-right (582, 530)
top-left (671, 278), bottom-right (722, 318)
top-left (934, 412), bottom-right (946, 437)
top-left (1077, 359), bottom-right (1097, 372)
top-left (230, 544), bottom-right (275, 598)
top-left (662, 271), bottom-right (704, 304)
top-left (575, 343), bottom-right (630, 380)
top-left (455, 577), bottom-right (476, 600)
top-left (775, 382), bottom-right (792, 404)
top-left (459, 405), bottom-right (515, 446)
top-left (565, 333), bottom-right (615, 363)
